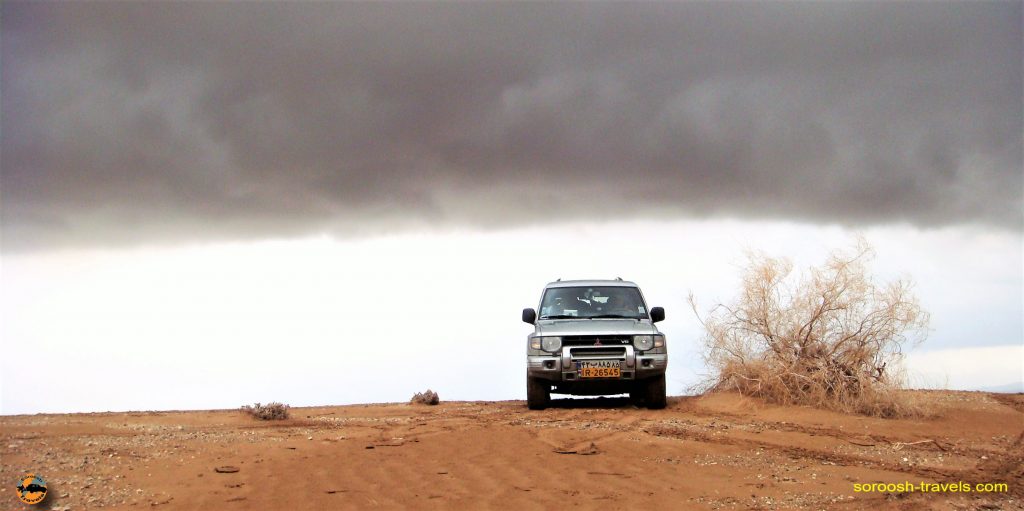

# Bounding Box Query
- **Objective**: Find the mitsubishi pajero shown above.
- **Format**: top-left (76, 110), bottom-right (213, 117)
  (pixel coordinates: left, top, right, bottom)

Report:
top-left (522, 279), bottom-right (667, 409)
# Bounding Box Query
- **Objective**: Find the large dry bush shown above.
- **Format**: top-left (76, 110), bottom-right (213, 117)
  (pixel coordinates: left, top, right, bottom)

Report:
top-left (691, 239), bottom-right (929, 417)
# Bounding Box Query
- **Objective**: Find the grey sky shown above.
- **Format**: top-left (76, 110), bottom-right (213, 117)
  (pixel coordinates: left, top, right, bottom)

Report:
top-left (2, 2), bottom-right (1022, 251)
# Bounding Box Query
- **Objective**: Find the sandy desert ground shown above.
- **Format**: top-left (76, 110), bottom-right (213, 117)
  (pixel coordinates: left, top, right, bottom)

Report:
top-left (2, 391), bottom-right (1021, 510)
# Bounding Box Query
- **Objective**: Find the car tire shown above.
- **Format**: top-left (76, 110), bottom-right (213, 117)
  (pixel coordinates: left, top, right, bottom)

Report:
top-left (629, 386), bottom-right (645, 407)
top-left (644, 374), bottom-right (667, 409)
top-left (526, 376), bottom-right (550, 410)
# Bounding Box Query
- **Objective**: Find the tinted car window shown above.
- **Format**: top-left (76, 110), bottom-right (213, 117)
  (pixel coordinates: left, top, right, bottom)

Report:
top-left (539, 286), bottom-right (647, 319)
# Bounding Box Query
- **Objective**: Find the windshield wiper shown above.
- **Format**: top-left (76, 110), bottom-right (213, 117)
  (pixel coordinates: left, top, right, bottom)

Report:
top-left (539, 314), bottom-right (578, 320)
top-left (588, 314), bottom-right (640, 319)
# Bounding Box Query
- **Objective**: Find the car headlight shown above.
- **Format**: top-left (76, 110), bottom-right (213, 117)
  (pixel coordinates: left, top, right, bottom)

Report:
top-left (634, 335), bottom-right (654, 351)
top-left (541, 336), bottom-right (562, 352)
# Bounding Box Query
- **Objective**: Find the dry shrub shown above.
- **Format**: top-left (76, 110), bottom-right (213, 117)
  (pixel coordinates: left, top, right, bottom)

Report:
top-left (690, 239), bottom-right (929, 417)
top-left (241, 402), bottom-right (290, 420)
top-left (410, 389), bottom-right (440, 405)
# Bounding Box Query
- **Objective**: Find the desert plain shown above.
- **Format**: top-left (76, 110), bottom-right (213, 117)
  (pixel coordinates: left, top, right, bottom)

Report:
top-left (2, 391), bottom-right (1021, 510)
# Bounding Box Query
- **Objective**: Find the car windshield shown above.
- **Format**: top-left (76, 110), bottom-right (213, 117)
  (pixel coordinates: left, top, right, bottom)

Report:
top-left (539, 286), bottom-right (647, 320)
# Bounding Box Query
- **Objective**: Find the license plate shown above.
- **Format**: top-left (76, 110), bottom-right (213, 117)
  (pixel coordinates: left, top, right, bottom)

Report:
top-left (578, 361), bottom-right (621, 378)
top-left (579, 367), bottom-right (621, 378)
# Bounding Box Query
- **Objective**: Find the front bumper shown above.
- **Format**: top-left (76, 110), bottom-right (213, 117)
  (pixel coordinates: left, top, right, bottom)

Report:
top-left (527, 345), bottom-right (667, 382)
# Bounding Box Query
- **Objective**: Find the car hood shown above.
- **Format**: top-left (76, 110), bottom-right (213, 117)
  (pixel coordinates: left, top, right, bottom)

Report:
top-left (535, 319), bottom-right (658, 336)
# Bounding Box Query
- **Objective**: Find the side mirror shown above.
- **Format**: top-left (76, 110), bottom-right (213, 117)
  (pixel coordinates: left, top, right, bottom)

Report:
top-left (522, 308), bottom-right (537, 324)
top-left (650, 307), bottom-right (665, 323)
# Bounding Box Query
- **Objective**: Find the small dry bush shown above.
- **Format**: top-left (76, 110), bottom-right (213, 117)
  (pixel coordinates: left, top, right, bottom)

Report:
top-left (690, 239), bottom-right (929, 418)
top-left (241, 402), bottom-right (290, 420)
top-left (410, 389), bottom-right (440, 405)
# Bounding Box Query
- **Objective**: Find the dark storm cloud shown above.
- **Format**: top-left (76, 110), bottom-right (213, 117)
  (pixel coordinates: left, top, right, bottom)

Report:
top-left (2, 2), bottom-right (1021, 250)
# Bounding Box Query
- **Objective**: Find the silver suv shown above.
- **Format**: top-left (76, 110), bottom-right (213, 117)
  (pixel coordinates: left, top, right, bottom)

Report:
top-left (522, 279), bottom-right (667, 409)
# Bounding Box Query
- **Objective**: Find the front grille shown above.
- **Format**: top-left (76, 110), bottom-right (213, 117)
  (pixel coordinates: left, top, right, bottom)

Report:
top-left (570, 347), bottom-right (627, 358)
top-left (562, 335), bottom-right (631, 347)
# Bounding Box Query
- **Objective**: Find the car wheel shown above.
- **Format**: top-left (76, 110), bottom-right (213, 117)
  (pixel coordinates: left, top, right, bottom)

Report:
top-left (629, 386), bottom-right (645, 407)
top-left (526, 376), bottom-right (550, 410)
top-left (644, 374), bottom-right (667, 409)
